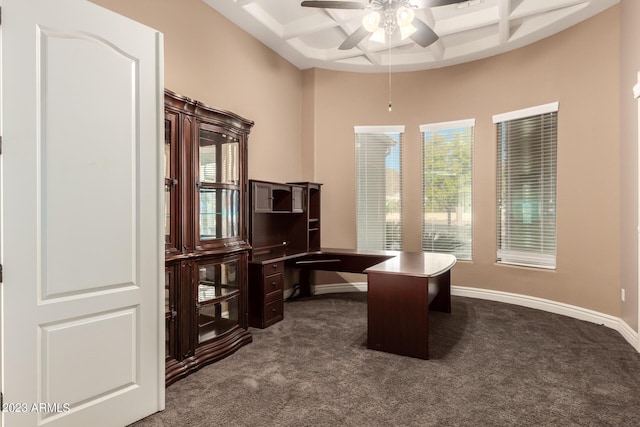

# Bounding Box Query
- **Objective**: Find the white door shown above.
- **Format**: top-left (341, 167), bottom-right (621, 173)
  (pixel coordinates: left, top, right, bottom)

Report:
top-left (1, 0), bottom-right (164, 426)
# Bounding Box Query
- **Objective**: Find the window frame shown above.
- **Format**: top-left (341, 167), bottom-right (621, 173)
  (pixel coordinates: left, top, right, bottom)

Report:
top-left (493, 102), bottom-right (559, 270)
top-left (420, 118), bottom-right (475, 261)
top-left (354, 125), bottom-right (404, 251)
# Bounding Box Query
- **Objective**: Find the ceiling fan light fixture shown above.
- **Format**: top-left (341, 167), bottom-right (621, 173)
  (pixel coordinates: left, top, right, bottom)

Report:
top-left (396, 6), bottom-right (415, 27)
top-left (370, 27), bottom-right (386, 43)
top-left (362, 11), bottom-right (381, 32)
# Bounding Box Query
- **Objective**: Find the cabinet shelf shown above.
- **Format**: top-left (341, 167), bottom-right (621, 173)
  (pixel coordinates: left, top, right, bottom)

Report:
top-left (198, 284), bottom-right (240, 304)
top-left (197, 280), bottom-right (240, 344)
top-left (198, 316), bottom-right (238, 343)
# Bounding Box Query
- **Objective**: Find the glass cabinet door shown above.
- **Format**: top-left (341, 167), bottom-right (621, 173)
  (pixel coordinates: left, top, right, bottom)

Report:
top-left (199, 188), bottom-right (239, 240)
top-left (197, 124), bottom-right (242, 245)
top-left (165, 264), bottom-right (178, 361)
top-left (164, 111), bottom-right (180, 255)
top-left (196, 258), bottom-right (240, 344)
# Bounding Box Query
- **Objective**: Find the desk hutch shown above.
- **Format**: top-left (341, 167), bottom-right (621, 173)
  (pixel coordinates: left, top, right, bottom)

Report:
top-left (248, 180), bottom-right (322, 328)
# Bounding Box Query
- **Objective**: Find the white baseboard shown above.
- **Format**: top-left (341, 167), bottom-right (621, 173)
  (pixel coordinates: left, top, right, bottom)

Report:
top-left (618, 318), bottom-right (640, 351)
top-left (285, 282), bottom-right (640, 351)
top-left (314, 282), bottom-right (368, 295)
top-left (452, 286), bottom-right (620, 327)
top-left (452, 286), bottom-right (639, 351)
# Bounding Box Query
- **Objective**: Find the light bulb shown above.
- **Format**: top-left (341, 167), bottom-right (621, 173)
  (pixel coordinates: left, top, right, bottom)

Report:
top-left (362, 11), bottom-right (381, 32)
top-left (396, 6), bottom-right (415, 27)
top-left (370, 28), bottom-right (386, 44)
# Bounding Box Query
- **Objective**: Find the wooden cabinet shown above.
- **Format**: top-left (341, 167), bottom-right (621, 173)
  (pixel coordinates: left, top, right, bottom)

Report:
top-left (164, 89), bottom-right (253, 386)
top-left (251, 180), bottom-right (305, 213)
top-left (248, 261), bottom-right (284, 328)
top-left (253, 181), bottom-right (274, 212)
top-left (247, 180), bottom-right (322, 328)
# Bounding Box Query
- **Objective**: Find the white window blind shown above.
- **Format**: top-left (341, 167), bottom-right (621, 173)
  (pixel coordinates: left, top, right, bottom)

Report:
top-left (355, 126), bottom-right (403, 251)
top-left (421, 119), bottom-right (474, 260)
top-left (494, 103), bottom-right (558, 269)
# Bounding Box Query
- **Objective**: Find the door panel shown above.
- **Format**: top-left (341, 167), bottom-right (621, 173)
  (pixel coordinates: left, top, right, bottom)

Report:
top-left (41, 308), bottom-right (137, 406)
top-left (41, 29), bottom-right (137, 299)
top-left (1, 0), bottom-right (164, 426)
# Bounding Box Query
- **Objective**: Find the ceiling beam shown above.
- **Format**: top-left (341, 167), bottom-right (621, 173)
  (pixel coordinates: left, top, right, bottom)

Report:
top-left (498, 0), bottom-right (511, 44)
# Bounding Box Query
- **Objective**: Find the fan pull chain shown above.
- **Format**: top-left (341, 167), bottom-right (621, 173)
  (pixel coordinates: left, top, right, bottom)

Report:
top-left (388, 38), bottom-right (392, 112)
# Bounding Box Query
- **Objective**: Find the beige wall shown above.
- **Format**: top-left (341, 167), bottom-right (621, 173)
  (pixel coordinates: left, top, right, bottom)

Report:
top-left (620, 0), bottom-right (640, 330)
top-left (92, 0), bottom-right (303, 183)
top-left (93, 1), bottom-right (634, 322)
top-left (307, 6), bottom-right (623, 317)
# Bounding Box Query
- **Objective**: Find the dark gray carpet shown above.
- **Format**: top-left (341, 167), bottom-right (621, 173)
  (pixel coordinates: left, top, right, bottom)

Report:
top-left (132, 293), bottom-right (640, 426)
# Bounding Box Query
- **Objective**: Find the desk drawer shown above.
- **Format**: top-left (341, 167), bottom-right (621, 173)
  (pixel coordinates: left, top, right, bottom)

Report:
top-left (264, 299), bottom-right (283, 326)
top-left (263, 272), bottom-right (283, 297)
top-left (265, 261), bottom-right (284, 275)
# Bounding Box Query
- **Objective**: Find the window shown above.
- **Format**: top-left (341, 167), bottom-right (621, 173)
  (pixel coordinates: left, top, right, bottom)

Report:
top-left (493, 103), bottom-right (558, 269)
top-left (421, 119), bottom-right (474, 260)
top-left (355, 126), bottom-right (403, 251)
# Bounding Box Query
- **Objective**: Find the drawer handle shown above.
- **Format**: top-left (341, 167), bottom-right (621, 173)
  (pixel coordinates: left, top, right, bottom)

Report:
top-left (271, 308), bottom-right (277, 312)
top-left (272, 264), bottom-right (278, 269)
top-left (271, 281), bottom-right (277, 286)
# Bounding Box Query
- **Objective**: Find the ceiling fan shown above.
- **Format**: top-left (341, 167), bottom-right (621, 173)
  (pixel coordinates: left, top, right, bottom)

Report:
top-left (301, 0), bottom-right (465, 50)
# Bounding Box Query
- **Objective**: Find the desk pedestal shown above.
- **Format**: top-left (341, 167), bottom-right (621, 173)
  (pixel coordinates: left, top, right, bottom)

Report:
top-left (367, 270), bottom-right (451, 359)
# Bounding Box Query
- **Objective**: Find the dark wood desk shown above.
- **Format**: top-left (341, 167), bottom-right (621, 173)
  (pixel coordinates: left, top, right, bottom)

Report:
top-left (247, 181), bottom-right (456, 358)
top-left (250, 248), bottom-right (456, 359)
top-left (364, 252), bottom-right (456, 359)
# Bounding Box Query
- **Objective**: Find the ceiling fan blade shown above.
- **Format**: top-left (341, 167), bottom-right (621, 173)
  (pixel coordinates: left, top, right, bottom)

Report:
top-left (410, 18), bottom-right (439, 47)
top-left (411, 0), bottom-right (466, 8)
top-left (339, 26), bottom-right (370, 50)
top-left (301, 1), bottom-right (368, 9)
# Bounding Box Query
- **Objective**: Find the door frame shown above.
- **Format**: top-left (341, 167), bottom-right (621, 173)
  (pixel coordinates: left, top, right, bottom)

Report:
top-left (634, 71), bottom-right (640, 352)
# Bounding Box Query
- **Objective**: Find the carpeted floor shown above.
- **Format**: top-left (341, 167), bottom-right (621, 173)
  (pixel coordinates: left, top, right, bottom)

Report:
top-left (131, 293), bottom-right (640, 426)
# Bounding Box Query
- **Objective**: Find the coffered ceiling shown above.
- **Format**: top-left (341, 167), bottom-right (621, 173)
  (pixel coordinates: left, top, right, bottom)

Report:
top-left (203, 0), bottom-right (618, 73)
